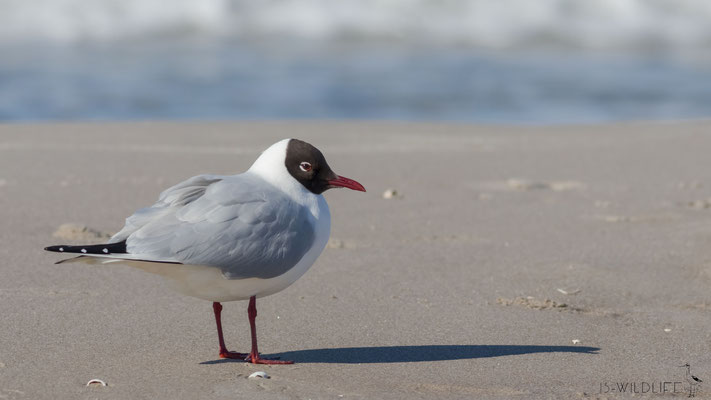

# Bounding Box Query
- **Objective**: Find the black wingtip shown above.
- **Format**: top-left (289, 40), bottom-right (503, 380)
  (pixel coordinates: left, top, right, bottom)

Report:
top-left (45, 245), bottom-right (65, 252)
top-left (44, 241), bottom-right (127, 255)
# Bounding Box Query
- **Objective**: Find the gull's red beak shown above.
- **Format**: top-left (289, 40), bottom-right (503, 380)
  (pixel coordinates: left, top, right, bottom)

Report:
top-left (328, 175), bottom-right (366, 192)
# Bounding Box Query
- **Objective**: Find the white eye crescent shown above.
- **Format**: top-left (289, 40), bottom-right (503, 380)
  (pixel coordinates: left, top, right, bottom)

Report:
top-left (299, 162), bottom-right (312, 172)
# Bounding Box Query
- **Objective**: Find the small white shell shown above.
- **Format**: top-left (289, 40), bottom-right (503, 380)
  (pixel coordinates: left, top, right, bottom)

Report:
top-left (571, 339), bottom-right (581, 345)
top-left (86, 379), bottom-right (107, 387)
top-left (248, 371), bottom-right (270, 379)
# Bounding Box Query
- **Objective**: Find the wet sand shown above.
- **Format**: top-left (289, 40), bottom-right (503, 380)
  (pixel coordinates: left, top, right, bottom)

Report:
top-left (1, 121), bottom-right (710, 399)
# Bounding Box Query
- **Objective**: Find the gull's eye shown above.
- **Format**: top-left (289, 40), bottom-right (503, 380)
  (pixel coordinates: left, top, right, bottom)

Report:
top-left (299, 162), bottom-right (312, 172)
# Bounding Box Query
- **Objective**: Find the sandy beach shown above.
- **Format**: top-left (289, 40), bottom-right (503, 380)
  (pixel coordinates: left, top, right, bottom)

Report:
top-left (1, 120), bottom-right (710, 399)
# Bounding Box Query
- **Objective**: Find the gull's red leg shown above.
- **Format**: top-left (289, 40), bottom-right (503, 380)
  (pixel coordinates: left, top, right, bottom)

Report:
top-left (213, 302), bottom-right (246, 359)
top-left (244, 296), bottom-right (293, 364)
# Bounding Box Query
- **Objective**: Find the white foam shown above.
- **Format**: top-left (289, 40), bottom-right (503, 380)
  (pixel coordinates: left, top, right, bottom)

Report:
top-left (0, 0), bottom-right (230, 43)
top-left (2, 0), bottom-right (711, 52)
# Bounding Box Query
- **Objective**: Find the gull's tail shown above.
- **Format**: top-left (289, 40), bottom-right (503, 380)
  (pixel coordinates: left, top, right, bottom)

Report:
top-left (43, 240), bottom-right (217, 299)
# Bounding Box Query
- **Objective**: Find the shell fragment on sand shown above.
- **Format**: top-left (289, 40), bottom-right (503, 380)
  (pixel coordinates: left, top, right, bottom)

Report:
top-left (248, 371), bottom-right (270, 379)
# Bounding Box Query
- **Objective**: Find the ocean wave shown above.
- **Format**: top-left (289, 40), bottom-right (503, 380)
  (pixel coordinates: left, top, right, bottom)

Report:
top-left (2, 0), bottom-right (711, 52)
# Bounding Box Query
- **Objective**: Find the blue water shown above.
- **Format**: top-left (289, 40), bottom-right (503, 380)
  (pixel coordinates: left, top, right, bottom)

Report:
top-left (3, 0), bottom-right (711, 123)
top-left (2, 40), bottom-right (711, 124)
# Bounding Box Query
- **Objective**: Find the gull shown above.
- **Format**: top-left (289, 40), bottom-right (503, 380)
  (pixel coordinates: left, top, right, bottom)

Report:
top-left (45, 138), bottom-right (365, 364)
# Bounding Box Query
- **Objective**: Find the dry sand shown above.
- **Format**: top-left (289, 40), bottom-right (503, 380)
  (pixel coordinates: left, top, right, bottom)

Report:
top-left (1, 121), bottom-right (710, 399)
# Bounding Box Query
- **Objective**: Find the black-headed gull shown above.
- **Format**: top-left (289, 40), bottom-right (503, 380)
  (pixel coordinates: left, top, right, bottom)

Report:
top-left (45, 138), bottom-right (365, 364)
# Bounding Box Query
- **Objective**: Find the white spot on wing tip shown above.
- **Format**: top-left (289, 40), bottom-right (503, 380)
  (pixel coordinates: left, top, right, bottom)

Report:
top-left (59, 247), bottom-right (64, 252)
top-left (103, 248), bottom-right (109, 253)
top-left (81, 248), bottom-right (87, 253)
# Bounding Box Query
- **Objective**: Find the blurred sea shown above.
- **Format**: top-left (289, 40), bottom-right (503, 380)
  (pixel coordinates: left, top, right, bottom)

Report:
top-left (2, 0), bottom-right (711, 124)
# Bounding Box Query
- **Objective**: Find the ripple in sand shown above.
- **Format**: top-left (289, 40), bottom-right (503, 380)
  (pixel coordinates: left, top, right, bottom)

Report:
top-left (507, 179), bottom-right (585, 192)
top-left (497, 296), bottom-right (568, 310)
top-left (52, 223), bottom-right (112, 243)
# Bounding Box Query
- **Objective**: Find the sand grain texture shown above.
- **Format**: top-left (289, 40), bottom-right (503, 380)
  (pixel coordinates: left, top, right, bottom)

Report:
top-left (1, 121), bottom-right (710, 399)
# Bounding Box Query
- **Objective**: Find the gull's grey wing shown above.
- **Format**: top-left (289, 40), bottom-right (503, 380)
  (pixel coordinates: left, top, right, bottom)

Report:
top-left (109, 174), bottom-right (225, 244)
top-left (124, 174), bottom-right (316, 279)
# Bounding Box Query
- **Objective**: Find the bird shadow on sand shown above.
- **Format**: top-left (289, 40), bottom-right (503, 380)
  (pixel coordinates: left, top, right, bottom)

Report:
top-left (200, 344), bottom-right (599, 364)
